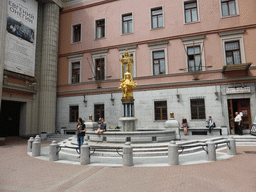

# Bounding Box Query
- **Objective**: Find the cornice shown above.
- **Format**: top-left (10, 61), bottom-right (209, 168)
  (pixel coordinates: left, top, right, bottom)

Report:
top-left (60, 0), bottom-right (120, 14)
top-left (59, 24), bottom-right (256, 58)
top-left (57, 76), bottom-right (256, 97)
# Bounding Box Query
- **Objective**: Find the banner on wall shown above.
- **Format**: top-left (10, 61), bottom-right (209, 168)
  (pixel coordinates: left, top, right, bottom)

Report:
top-left (4, 0), bottom-right (38, 77)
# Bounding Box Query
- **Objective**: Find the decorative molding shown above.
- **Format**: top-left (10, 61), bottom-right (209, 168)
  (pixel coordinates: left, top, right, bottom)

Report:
top-left (181, 35), bottom-right (205, 42)
top-left (147, 40), bottom-right (169, 47)
top-left (218, 29), bottom-right (245, 37)
top-left (67, 53), bottom-right (84, 59)
top-left (118, 45), bottom-right (137, 51)
top-left (91, 49), bottom-right (109, 55)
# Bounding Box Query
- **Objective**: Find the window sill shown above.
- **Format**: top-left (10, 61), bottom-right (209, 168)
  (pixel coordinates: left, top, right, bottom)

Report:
top-left (94, 37), bottom-right (106, 40)
top-left (184, 20), bottom-right (200, 25)
top-left (221, 14), bottom-right (239, 19)
top-left (71, 41), bottom-right (82, 44)
top-left (121, 32), bottom-right (134, 36)
top-left (150, 27), bottom-right (165, 31)
top-left (154, 120), bottom-right (167, 122)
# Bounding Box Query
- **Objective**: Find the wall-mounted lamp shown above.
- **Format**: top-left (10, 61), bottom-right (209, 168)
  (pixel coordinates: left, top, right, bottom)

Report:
top-left (110, 93), bottom-right (115, 106)
top-left (176, 94), bottom-right (180, 102)
top-left (215, 85), bottom-right (218, 100)
top-left (83, 94), bottom-right (87, 107)
top-left (176, 89), bottom-right (180, 102)
top-left (215, 91), bottom-right (218, 100)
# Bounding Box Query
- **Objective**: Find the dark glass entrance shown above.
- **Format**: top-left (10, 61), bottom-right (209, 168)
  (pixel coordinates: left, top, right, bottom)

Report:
top-left (0, 100), bottom-right (22, 137)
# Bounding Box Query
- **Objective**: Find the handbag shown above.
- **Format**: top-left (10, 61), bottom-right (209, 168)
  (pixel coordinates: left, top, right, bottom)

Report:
top-left (213, 122), bottom-right (216, 127)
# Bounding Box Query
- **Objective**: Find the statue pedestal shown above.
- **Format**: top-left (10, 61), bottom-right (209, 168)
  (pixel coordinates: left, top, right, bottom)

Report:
top-left (119, 117), bottom-right (137, 132)
top-left (85, 120), bottom-right (98, 132)
top-left (165, 118), bottom-right (181, 140)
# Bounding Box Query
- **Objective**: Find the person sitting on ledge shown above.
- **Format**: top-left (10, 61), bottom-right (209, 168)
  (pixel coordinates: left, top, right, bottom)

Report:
top-left (95, 118), bottom-right (107, 134)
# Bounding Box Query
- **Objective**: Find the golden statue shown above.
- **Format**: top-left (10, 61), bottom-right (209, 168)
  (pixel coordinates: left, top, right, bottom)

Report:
top-left (119, 51), bottom-right (137, 99)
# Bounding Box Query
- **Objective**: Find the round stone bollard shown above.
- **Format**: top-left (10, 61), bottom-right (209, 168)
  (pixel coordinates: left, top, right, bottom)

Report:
top-left (227, 136), bottom-right (237, 155)
top-left (27, 137), bottom-right (34, 153)
top-left (49, 141), bottom-right (60, 161)
top-left (35, 135), bottom-right (41, 143)
top-left (80, 142), bottom-right (90, 165)
top-left (123, 142), bottom-right (133, 166)
top-left (206, 140), bottom-right (216, 161)
top-left (168, 141), bottom-right (179, 166)
top-left (32, 137), bottom-right (41, 157)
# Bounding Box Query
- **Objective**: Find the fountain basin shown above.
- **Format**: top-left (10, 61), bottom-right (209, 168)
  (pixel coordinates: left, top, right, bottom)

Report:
top-left (85, 130), bottom-right (175, 143)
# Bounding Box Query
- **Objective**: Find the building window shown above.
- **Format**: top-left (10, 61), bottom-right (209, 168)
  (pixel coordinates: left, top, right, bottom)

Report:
top-left (184, 1), bottom-right (198, 23)
top-left (94, 104), bottom-right (104, 122)
top-left (187, 46), bottom-right (201, 71)
top-left (182, 35), bottom-right (206, 72)
top-left (155, 101), bottom-right (167, 120)
top-left (219, 30), bottom-right (246, 66)
top-left (95, 58), bottom-right (105, 80)
top-left (122, 13), bottom-right (133, 34)
top-left (96, 19), bottom-right (105, 39)
top-left (190, 99), bottom-right (205, 119)
top-left (151, 7), bottom-right (163, 29)
top-left (71, 62), bottom-right (80, 83)
top-left (72, 24), bottom-right (81, 43)
top-left (225, 41), bottom-right (241, 65)
top-left (153, 50), bottom-right (165, 75)
top-left (69, 106), bottom-right (79, 122)
top-left (221, 0), bottom-right (237, 17)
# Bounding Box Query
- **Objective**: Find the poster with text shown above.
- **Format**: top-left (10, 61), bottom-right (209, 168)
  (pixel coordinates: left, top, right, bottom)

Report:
top-left (5, 0), bottom-right (38, 77)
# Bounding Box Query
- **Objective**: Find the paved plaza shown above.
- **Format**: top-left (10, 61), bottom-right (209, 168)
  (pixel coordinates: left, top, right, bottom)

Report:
top-left (1, 136), bottom-right (256, 192)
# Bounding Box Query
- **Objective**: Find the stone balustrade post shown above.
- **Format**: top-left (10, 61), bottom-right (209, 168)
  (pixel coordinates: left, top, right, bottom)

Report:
top-left (32, 137), bottom-right (41, 157)
top-left (80, 142), bottom-right (90, 165)
top-left (27, 137), bottom-right (34, 153)
top-left (206, 140), bottom-right (216, 161)
top-left (49, 141), bottom-right (60, 161)
top-left (123, 142), bottom-right (133, 166)
top-left (227, 136), bottom-right (237, 155)
top-left (168, 141), bottom-right (179, 165)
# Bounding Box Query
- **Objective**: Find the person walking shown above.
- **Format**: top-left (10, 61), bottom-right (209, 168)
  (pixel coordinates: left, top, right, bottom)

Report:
top-left (77, 117), bottom-right (86, 156)
top-left (234, 112), bottom-right (243, 135)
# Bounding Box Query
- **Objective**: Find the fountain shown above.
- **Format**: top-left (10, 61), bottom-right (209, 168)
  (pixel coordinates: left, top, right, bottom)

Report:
top-left (84, 51), bottom-right (178, 143)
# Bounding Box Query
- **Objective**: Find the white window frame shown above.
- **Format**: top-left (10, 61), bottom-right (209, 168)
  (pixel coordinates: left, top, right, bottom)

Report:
top-left (121, 12), bottom-right (134, 35)
top-left (150, 6), bottom-right (164, 30)
top-left (91, 51), bottom-right (108, 80)
top-left (183, 0), bottom-right (200, 24)
top-left (182, 35), bottom-right (206, 72)
top-left (119, 47), bottom-right (136, 78)
top-left (71, 23), bottom-right (82, 44)
top-left (219, 30), bottom-right (246, 66)
top-left (67, 54), bottom-right (83, 84)
top-left (95, 18), bottom-right (106, 40)
top-left (149, 42), bottom-right (168, 76)
top-left (219, 0), bottom-right (239, 18)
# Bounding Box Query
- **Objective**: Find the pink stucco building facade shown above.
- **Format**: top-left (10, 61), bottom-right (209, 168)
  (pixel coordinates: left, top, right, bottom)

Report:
top-left (56, 0), bottom-right (256, 135)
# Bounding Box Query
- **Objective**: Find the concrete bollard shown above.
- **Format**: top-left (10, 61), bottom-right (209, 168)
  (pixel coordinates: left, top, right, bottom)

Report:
top-left (27, 137), bottom-right (34, 153)
top-left (49, 141), bottom-right (60, 161)
top-left (206, 140), bottom-right (216, 161)
top-left (80, 142), bottom-right (90, 165)
top-left (32, 137), bottom-right (41, 157)
top-left (168, 141), bottom-right (179, 166)
top-left (227, 136), bottom-right (237, 155)
top-left (123, 142), bottom-right (133, 166)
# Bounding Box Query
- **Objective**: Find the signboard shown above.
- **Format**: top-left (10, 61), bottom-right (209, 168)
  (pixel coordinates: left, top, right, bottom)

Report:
top-left (4, 0), bottom-right (38, 77)
top-left (226, 87), bottom-right (251, 94)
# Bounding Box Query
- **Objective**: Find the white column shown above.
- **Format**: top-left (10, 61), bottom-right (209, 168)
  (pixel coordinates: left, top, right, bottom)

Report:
top-left (39, 2), bottom-right (60, 134)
